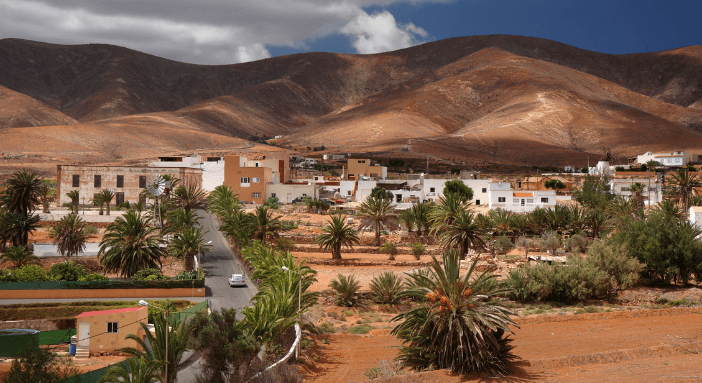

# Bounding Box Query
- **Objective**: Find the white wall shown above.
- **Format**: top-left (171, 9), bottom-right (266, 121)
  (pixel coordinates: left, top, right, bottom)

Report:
top-left (690, 207), bottom-right (702, 231)
top-left (266, 183), bottom-right (314, 203)
top-left (201, 160), bottom-right (224, 192)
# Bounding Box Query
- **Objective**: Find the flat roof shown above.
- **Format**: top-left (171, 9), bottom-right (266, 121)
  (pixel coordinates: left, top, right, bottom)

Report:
top-left (76, 307), bottom-right (144, 318)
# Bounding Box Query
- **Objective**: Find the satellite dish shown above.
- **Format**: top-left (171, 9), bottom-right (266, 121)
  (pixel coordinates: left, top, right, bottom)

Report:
top-left (147, 175), bottom-right (165, 197)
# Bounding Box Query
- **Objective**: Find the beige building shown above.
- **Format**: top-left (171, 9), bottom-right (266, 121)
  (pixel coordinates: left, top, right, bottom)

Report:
top-left (75, 306), bottom-right (148, 357)
top-left (56, 165), bottom-right (202, 207)
top-left (223, 152), bottom-right (289, 204)
top-left (346, 159), bottom-right (387, 180)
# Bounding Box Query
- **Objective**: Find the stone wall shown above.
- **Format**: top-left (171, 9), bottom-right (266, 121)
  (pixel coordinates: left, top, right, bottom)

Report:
top-left (0, 318), bottom-right (76, 331)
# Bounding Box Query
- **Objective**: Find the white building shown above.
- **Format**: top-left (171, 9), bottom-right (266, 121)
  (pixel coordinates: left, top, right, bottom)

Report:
top-left (637, 151), bottom-right (689, 167)
top-left (489, 183), bottom-right (557, 212)
top-left (690, 206), bottom-right (702, 231)
top-left (266, 183), bottom-right (315, 204)
top-left (608, 177), bottom-right (663, 205)
top-left (152, 155), bottom-right (224, 191)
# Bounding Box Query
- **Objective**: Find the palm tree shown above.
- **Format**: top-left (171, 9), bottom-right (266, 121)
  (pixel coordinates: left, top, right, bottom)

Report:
top-left (168, 226), bottom-right (210, 271)
top-left (429, 193), bottom-right (468, 232)
top-left (0, 246), bottom-right (41, 268)
top-left (439, 209), bottom-right (485, 260)
top-left (655, 199), bottom-right (685, 221)
top-left (546, 205), bottom-right (571, 233)
top-left (97, 356), bottom-right (165, 383)
top-left (666, 168), bottom-right (701, 211)
top-left (51, 214), bottom-right (92, 261)
top-left (66, 190), bottom-right (79, 214)
top-left (4, 212), bottom-right (40, 247)
top-left (489, 209), bottom-right (514, 236)
top-left (526, 207), bottom-right (549, 235)
top-left (0, 170), bottom-right (41, 214)
top-left (358, 195), bottom-right (395, 246)
top-left (121, 315), bottom-right (194, 383)
top-left (38, 179), bottom-right (56, 214)
top-left (411, 201), bottom-right (432, 236)
top-left (207, 185), bottom-right (241, 219)
top-left (164, 208), bottom-right (200, 234)
top-left (567, 206), bottom-right (588, 235)
top-left (173, 184), bottom-right (207, 213)
top-left (397, 209), bottom-right (415, 234)
top-left (91, 193), bottom-right (105, 215)
top-left (247, 206), bottom-right (284, 245)
top-left (219, 210), bottom-right (254, 249)
top-left (315, 214), bottom-right (360, 260)
top-left (629, 182), bottom-right (646, 213)
top-left (98, 210), bottom-right (165, 278)
top-left (585, 208), bottom-right (610, 238)
top-left (99, 189), bottom-right (115, 216)
top-left (391, 251), bottom-right (518, 375)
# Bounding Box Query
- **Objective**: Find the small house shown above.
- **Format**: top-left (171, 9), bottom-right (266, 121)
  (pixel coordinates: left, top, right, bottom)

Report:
top-left (75, 306), bottom-right (148, 358)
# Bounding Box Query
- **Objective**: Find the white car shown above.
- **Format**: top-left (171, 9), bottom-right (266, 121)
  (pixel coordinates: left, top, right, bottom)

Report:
top-left (228, 274), bottom-right (246, 287)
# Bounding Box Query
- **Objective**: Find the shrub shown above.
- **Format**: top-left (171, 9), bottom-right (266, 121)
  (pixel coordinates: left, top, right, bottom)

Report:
top-left (0, 268), bottom-right (16, 282)
top-left (280, 220), bottom-right (298, 230)
top-left (14, 265), bottom-right (51, 282)
top-left (131, 268), bottom-right (168, 281)
top-left (379, 242), bottom-right (397, 261)
top-left (494, 236), bottom-right (513, 255)
top-left (409, 242), bottom-right (424, 260)
top-left (348, 324), bottom-right (374, 334)
top-left (566, 234), bottom-right (589, 254)
top-left (264, 197), bottom-right (279, 210)
top-left (48, 261), bottom-right (88, 281)
top-left (329, 274), bottom-right (361, 307)
top-left (502, 267), bottom-right (530, 302)
top-left (369, 272), bottom-right (404, 304)
top-left (540, 231), bottom-right (561, 254)
top-left (516, 237), bottom-right (531, 256)
top-left (175, 270), bottom-right (198, 280)
top-left (276, 237), bottom-right (296, 253)
top-left (84, 225), bottom-right (99, 235)
top-left (78, 273), bottom-right (109, 281)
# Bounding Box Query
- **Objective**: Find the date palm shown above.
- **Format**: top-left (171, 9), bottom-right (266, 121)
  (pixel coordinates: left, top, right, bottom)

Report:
top-left (219, 210), bottom-right (254, 249)
top-left (0, 246), bottom-right (41, 268)
top-left (411, 201), bottom-right (433, 236)
top-left (4, 211), bottom-right (40, 247)
top-left (51, 214), bottom-right (92, 261)
top-left (429, 193), bottom-right (468, 233)
top-left (97, 356), bottom-right (164, 383)
top-left (164, 208), bottom-right (200, 234)
top-left (439, 209), bottom-right (485, 260)
top-left (397, 208), bottom-right (415, 234)
top-left (315, 214), bottom-right (360, 260)
top-left (247, 206), bottom-right (284, 245)
top-left (0, 169), bottom-right (41, 215)
top-left (38, 179), bottom-right (56, 214)
top-left (207, 185), bottom-right (242, 219)
top-left (358, 195), bottom-right (395, 246)
top-left (666, 168), bottom-right (701, 211)
top-left (489, 209), bottom-right (514, 236)
top-left (168, 226), bottom-right (210, 271)
top-left (99, 189), bottom-right (115, 216)
top-left (173, 184), bottom-right (207, 213)
top-left (98, 210), bottom-right (165, 278)
top-left (66, 190), bottom-right (79, 214)
top-left (391, 251), bottom-right (518, 375)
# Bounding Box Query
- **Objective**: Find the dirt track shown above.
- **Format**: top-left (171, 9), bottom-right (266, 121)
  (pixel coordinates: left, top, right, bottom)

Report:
top-left (303, 307), bottom-right (702, 382)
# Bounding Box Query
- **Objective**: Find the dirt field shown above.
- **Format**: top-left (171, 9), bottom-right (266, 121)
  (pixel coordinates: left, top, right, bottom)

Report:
top-left (301, 307), bottom-right (702, 382)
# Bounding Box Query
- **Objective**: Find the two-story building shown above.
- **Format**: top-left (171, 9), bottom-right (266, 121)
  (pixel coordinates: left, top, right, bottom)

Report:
top-left (222, 152), bottom-right (290, 204)
top-left (637, 151), bottom-right (691, 167)
top-left (608, 177), bottom-right (663, 205)
top-left (345, 159), bottom-right (387, 180)
top-left (489, 182), bottom-right (557, 212)
top-left (151, 155), bottom-right (224, 191)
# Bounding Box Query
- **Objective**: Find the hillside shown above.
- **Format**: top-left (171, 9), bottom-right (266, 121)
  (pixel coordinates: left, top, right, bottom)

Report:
top-left (1, 35), bottom-right (702, 168)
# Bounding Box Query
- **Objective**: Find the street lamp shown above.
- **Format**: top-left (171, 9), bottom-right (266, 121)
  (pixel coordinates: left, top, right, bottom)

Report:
top-left (282, 266), bottom-right (302, 358)
top-left (139, 300), bottom-right (169, 383)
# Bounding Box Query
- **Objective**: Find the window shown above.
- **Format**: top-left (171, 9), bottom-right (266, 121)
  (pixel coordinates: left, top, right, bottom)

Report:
top-left (252, 177), bottom-right (260, 183)
top-left (94, 175), bottom-right (101, 188)
top-left (482, 188), bottom-right (487, 193)
top-left (252, 192), bottom-right (261, 198)
top-left (396, 194), bottom-right (402, 203)
top-left (72, 175), bottom-right (79, 187)
top-left (139, 176), bottom-right (146, 189)
top-left (513, 198), bottom-right (520, 204)
top-left (541, 197), bottom-right (549, 203)
top-left (107, 322), bottom-right (118, 333)
top-left (255, 163), bottom-right (259, 167)
top-left (476, 200), bottom-right (480, 205)
top-left (116, 175), bottom-right (124, 188)
top-left (527, 199), bottom-right (534, 204)
top-left (498, 197), bottom-right (506, 203)
top-left (621, 187), bottom-right (630, 192)
top-left (241, 177), bottom-right (250, 183)
top-left (271, 193), bottom-right (276, 198)
top-left (430, 187), bottom-right (435, 193)
top-left (116, 192), bottom-right (124, 205)
top-left (359, 160), bottom-right (366, 164)
top-left (347, 190), bottom-right (352, 195)
top-left (302, 193), bottom-right (308, 197)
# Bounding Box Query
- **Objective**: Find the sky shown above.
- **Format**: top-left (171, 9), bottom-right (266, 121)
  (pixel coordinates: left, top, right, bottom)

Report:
top-left (0, 0), bottom-right (700, 65)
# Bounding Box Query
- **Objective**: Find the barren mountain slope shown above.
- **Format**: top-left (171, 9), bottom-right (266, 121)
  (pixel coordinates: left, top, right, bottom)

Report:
top-left (0, 85), bottom-right (77, 128)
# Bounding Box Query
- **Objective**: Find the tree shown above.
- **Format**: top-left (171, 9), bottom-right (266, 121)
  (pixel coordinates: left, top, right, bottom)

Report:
top-left (173, 184), bottom-right (207, 213)
top-left (429, 193), bottom-right (469, 234)
top-left (0, 170), bottom-right (41, 215)
top-left (544, 179), bottom-right (566, 191)
top-left (66, 190), bottom-right (79, 215)
top-left (358, 195), bottom-right (396, 246)
top-left (443, 180), bottom-right (473, 202)
top-left (51, 214), bottom-right (92, 261)
top-left (207, 185), bottom-right (242, 219)
top-left (573, 175), bottom-right (613, 210)
top-left (99, 189), bottom-right (115, 216)
top-left (97, 356), bottom-right (165, 383)
top-left (37, 179), bottom-right (56, 214)
top-left (98, 210), bottom-right (165, 278)
top-left (0, 246), bottom-right (41, 269)
top-left (2, 339), bottom-right (78, 383)
top-left (91, 193), bottom-right (105, 215)
top-left (219, 210), bottom-right (254, 249)
top-left (411, 201), bottom-right (433, 236)
top-left (489, 209), bottom-right (515, 236)
top-left (370, 187), bottom-right (393, 201)
top-left (391, 251), bottom-right (518, 375)
top-left (121, 315), bottom-right (194, 383)
top-left (439, 209), bottom-right (485, 260)
top-left (629, 182), bottom-right (646, 213)
top-left (168, 226), bottom-right (210, 271)
top-left (247, 206), bottom-right (285, 245)
top-left (397, 209), bottom-right (415, 234)
top-left (315, 214), bottom-right (360, 260)
top-left (164, 208), bottom-right (200, 234)
top-left (666, 168), bottom-right (701, 211)
top-left (3, 212), bottom-right (40, 247)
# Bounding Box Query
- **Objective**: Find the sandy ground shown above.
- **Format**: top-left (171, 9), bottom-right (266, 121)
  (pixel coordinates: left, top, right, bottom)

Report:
top-left (301, 307), bottom-right (702, 382)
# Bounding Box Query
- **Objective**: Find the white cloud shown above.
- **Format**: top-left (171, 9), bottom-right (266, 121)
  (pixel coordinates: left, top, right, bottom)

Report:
top-left (0, 0), bottom-right (438, 64)
top-left (340, 10), bottom-right (428, 54)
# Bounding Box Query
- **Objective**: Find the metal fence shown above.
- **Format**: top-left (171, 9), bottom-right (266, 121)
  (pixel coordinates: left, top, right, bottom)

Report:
top-left (0, 332), bottom-right (39, 357)
top-left (169, 299), bottom-right (208, 324)
top-left (37, 328), bottom-right (76, 345)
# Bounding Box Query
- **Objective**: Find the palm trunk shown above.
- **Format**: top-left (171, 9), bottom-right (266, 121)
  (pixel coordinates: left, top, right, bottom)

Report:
top-left (184, 254), bottom-right (194, 271)
top-left (332, 244), bottom-right (342, 260)
top-left (42, 198), bottom-right (49, 214)
top-left (375, 224), bottom-right (381, 246)
top-left (460, 241), bottom-right (468, 260)
top-left (106, 203), bottom-right (110, 216)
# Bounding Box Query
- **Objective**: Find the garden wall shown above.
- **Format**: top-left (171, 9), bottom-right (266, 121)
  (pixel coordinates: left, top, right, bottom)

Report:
top-left (0, 318), bottom-right (75, 331)
top-left (0, 288), bottom-right (205, 299)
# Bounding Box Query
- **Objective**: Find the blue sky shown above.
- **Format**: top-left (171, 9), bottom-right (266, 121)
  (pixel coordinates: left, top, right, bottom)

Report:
top-left (1, 0), bottom-right (700, 64)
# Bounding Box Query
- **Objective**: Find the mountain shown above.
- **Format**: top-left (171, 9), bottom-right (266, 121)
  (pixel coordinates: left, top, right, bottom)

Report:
top-left (1, 35), bottom-right (701, 168)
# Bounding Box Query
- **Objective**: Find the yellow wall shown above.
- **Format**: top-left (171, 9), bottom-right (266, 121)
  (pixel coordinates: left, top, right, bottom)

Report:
top-left (1, 287), bottom-right (205, 299)
top-left (223, 155), bottom-right (271, 204)
top-left (347, 159), bottom-right (383, 180)
top-left (77, 307), bottom-right (148, 354)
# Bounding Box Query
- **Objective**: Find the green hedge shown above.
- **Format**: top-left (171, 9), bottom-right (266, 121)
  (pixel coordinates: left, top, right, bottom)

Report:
top-left (0, 278), bottom-right (204, 290)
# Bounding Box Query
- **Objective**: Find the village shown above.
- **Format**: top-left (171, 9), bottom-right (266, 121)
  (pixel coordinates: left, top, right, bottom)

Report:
top-left (1, 146), bottom-right (702, 382)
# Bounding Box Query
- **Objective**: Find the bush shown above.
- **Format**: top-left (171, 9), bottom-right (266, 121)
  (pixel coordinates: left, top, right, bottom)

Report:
top-left (369, 272), bottom-right (404, 304)
top-left (379, 242), bottom-right (397, 261)
top-left (78, 273), bottom-right (109, 281)
top-left (276, 237), bottom-right (296, 253)
top-left (409, 242), bottom-right (424, 260)
top-left (540, 231), bottom-right (561, 254)
top-left (14, 265), bottom-right (51, 282)
top-left (494, 236), bottom-right (513, 255)
top-left (0, 268), bottom-right (16, 282)
top-left (502, 267), bottom-right (530, 302)
top-left (264, 197), bottom-right (279, 210)
top-left (48, 261), bottom-right (88, 281)
top-left (348, 324), bottom-right (374, 334)
top-left (566, 234), bottom-right (589, 254)
top-left (84, 225), bottom-right (99, 235)
top-left (329, 274), bottom-right (361, 307)
top-left (131, 268), bottom-right (168, 281)
top-left (280, 220), bottom-right (298, 230)
top-left (175, 270), bottom-right (198, 280)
